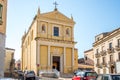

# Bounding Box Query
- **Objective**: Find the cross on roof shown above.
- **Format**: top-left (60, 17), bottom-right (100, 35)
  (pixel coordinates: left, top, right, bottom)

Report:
top-left (53, 1), bottom-right (58, 11)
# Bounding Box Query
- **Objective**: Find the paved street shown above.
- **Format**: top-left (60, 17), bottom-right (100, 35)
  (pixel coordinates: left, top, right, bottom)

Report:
top-left (14, 76), bottom-right (71, 80)
top-left (37, 77), bottom-right (71, 80)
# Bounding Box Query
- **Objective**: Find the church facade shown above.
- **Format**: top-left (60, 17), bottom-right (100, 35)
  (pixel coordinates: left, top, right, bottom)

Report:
top-left (21, 8), bottom-right (78, 73)
top-left (0, 0), bottom-right (7, 77)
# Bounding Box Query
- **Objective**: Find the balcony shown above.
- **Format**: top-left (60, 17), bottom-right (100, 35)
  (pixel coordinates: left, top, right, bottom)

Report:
top-left (108, 61), bottom-right (115, 66)
top-left (101, 62), bottom-right (107, 67)
top-left (96, 63), bottom-right (102, 68)
top-left (115, 46), bottom-right (120, 51)
top-left (100, 50), bottom-right (107, 56)
top-left (107, 48), bottom-right (114, 54)
top-left (116, 59), bottom-right (120, 62)
top-left (95, 53), bottom-right (100, 58)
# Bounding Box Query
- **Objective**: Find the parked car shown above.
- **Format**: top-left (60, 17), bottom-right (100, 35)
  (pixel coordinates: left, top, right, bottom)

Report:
top-left (96, 74), bottom-right (120, 80)
top-left (24, 70), bottom-right (35, 80)
top-left (17, 70), bottom-right (24, 76)
top-left (72, 71), bottom-right (97, 80)
top-left (17, 70), bottom-right (24, 79)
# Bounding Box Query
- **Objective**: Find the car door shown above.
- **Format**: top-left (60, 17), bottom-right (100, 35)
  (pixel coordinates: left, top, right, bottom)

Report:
top-left (96, 75), bottom-right (103, 80)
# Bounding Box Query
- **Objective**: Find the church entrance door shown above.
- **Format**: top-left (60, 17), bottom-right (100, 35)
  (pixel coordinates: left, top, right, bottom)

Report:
top-left (52, 56), bottom-right (60, 71)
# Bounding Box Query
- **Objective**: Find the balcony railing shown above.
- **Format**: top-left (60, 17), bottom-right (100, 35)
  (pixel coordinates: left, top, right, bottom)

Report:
top-left (101, 62), bottom-right (107, 67)
top-left (108, 61), bottom-right (115, 65)
top-left (107, 48), bottom-right (114, 54)
top-left (116, 59), bottom-right (120, 62)
top-left (95, 53), bottom-right (100, 58)
top-left (96, 63), bottom-right (102, 68)
top-left (115, 46), bottom-right (120, 51)
top-left (100, 50), bottom-right (107, 56)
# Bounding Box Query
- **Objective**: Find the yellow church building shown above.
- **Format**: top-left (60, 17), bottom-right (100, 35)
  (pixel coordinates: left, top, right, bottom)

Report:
top-left (21, 7), bottom-right (78, 74)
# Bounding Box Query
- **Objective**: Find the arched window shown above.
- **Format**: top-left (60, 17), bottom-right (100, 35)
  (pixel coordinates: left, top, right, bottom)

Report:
top-left (66, 28), bottom-right (70, 36)
top-left (41, 24), bottom-right (46, 32)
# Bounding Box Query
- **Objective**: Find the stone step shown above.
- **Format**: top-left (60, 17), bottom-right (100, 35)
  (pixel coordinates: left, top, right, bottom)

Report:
top-left (60, 73), bottom-right (73, 78)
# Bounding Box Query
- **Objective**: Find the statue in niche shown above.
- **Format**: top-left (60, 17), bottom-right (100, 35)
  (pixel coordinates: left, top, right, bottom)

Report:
top-left (66, 28), bottom-right (70, 36)
top-left (41, 24), bottom-right (46, 33)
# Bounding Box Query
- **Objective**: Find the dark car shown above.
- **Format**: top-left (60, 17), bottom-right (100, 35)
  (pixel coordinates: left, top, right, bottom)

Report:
top-left (72, 71), bottom-right (97, 80)
top-left (17, 70), bottom-right (24, 79)
top-left (96, 74), bottom-right (120, 80)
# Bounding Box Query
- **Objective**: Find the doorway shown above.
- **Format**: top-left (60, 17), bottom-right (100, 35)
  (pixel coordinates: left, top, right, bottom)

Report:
top-left (110, 65), bottom-right (114, 73)
top-left (52, 56), bottom-right (60, 71)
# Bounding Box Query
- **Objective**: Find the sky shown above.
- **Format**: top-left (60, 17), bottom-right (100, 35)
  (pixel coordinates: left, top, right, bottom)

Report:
top-left (6, 0), bottom-right (120, 61)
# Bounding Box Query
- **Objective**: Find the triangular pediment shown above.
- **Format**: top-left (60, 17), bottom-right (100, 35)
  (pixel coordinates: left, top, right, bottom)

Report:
top-left (41, 10), bottom-right (74, 23)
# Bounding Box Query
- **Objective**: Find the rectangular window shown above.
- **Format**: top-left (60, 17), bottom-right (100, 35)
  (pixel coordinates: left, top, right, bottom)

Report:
top-left (109, 43), bottom-right (112, 49)
top-left (54, 27), bottom-right (59, 36)
top-left (118, 53), bottom-right (120, 61)
top-left (96, 49), bottom-right (99, 54)
top-left (103, 57), bottom-right (106, 63)
top-left (0, 4), bottom-right (3, 21)
top-left (118, 39), bottom-right (120, 47)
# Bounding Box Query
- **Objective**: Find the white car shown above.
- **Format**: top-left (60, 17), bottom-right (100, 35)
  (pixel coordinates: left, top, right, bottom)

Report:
top-left (24, 70), bottom-right (35, 80)
top-left (96, 74), bottom-right (120, 80)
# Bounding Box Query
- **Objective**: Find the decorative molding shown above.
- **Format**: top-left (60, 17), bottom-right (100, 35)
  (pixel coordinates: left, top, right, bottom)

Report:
top-left (93, 29), bottom-right (120, 47)
top-left (35, 37), bottom-right (76, 44)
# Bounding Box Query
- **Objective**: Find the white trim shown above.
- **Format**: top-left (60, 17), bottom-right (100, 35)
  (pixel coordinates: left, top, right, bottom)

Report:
top-left (37, 42), bottom-right (40, 65)
top-left (39, 40), bottom-right (74, 48)
top-left (52, 25), bottom-right (61, 37)
top-left (48, 45), bottom-right (50, 66)
top-left (64, 47), bottom-right (66, 66)
top-left (38, 18), bottom-right (74, 27)
top-left (72, 48), bottom-right (74, 66)
top-left (51, 54), bottom-right (63, 73)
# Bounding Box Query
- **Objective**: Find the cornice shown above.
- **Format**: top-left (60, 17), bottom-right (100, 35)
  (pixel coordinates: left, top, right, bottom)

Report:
top-left (93, 28), bottom-right (120, 47)
top-left (35, 37), bottom-right (77, 45)
top-left (36, 15), bottom-right (75, 27)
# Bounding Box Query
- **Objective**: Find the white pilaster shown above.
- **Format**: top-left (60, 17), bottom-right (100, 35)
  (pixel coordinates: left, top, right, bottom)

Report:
top-left (64, 47), bottom-right (66, 66)
top-left (48, 45), bottom-right (50, 66)
top-left (72, 48), bottom-right (74, 66)
top-left (37, 43), bottom-right (40, 65)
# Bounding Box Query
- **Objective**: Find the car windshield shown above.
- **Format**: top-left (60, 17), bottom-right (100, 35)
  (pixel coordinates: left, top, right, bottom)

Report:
top-left (112, 75), bottom-right (120, 80)
top-left (85, 72), bottom-right (97, 77)
top-left (28, 71), bottom-right (34, 74)
top-left (76, 72), bottom-right (84, 76)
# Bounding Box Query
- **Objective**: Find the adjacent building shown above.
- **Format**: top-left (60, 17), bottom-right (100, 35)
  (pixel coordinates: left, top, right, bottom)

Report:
top-left (0, 0), bottom-right (7, 77)
top-left (84, 49), bottom-right (94, 66)
top-left (21, 7), bottom-right (78, 74)
top-left (93, 28), bottom-right (120, 74)
top-left (77, 49), bottom-right (94, 71)
top-left (4, 48), bottom-right (15, 77)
